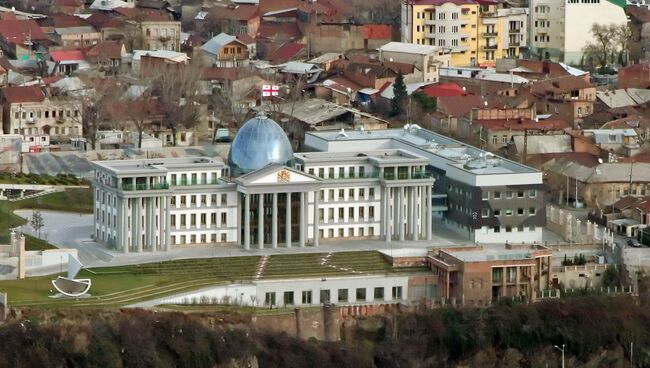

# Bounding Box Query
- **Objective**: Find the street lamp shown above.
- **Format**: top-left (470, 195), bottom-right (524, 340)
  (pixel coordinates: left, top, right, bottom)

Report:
top-left (554, 344), bottom-right (565, 368)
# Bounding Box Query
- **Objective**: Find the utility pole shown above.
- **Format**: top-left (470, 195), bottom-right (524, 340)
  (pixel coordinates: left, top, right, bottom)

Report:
top-left (522, 128), bottom-right (528, 165)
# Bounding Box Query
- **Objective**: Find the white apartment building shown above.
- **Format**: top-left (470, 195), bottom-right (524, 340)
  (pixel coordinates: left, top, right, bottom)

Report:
top-left (529, 0), bottom-right (627, 63)
top-left (92, 116), bottom-right (434, 253)
top-left (378, 42), bottom-right (452, 83)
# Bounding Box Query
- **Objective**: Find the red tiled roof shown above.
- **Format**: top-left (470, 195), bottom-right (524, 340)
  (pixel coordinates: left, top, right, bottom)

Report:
top-left (0, 20), bottom-right (48, 44)
top-left (236, 33), bottom-right (255, 45)
top-left (421, 82), bottom-right (466, 97)
top-left (2, 86), bottom-right (45, 103)
top-left (140, 11), bottom-right (173, 21)
top-left (473, 118), bottom-right (570, 131)
top-left (256, 21), bottom-right (303, 41)
top-left (362, 24), bottom-right (392, 40)
top-left (41, 76), bottom-right (63, 85)
top-left (634, 197), bottom-right (650, 212)
top-left (0, 12), bottom-right (17, 20)
top-left (437, 94), bottom-right (483, 117)
top-left (50, 50), bottom-right (86, 62)
top-left (526, 152), bottom-right (600, 168)
top-left (207, 4), bottom-right (259, 21)
top-left (266, 42), bottom-right (305, 63)
top-left (51, 13), bottom-right (90, 28)
top-left (53, 0), bottom-right (84, 7)
top-left (86, 41), bottom-right (123, 60)
top-left (531, 75), bottom-right (593, 96)
top-left (86, 13), bottom-right (125, 29)
top-left (113, 7), bottom-right (137, 17)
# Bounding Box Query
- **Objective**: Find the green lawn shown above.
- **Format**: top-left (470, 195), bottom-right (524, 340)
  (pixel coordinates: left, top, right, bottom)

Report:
top-left (0, 173), bottom-right (86, 186)
top-left (0, 251), bottom-right (427, 309)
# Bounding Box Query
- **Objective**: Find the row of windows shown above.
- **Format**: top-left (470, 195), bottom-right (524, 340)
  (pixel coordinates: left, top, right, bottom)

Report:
top-left (320, 226), bottom-right (376, 238)
top-left (481, 207), bottom-right (537, 217)
top-left (321, 187), bottom-right (376, 201)
top-left (264, 286), bottom-right (403, 306)
top-left (318, 206), bottom-right (376, 221)
top-left (490, 225), bottom-right (536, 233)
top-left (14, 126), bottom-right (78, 136)
top-left (170, 212), bottom-right (228, 227)
top-left (14, 109), bottom-right (79, 120)
top-left (169, 172), bottom-right (222, 185)
top-left (534, 20), bottom-right (551, 28)
top-left (171, 233), bottom-right (227, 245)
top-left (481, 189), bottom-right (536, 200)
top-left (171, 194), bottom-right (228, 207)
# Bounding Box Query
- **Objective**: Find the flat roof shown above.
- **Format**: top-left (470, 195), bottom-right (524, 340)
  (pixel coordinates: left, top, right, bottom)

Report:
top-left (307, 127), bottom-right (539, 176)
top-left (94, 156), bottom-right (226, 175)
top-left (446, 247), bottom-right (542, 262)
top-left (294, 149), bottom-right (429, 165)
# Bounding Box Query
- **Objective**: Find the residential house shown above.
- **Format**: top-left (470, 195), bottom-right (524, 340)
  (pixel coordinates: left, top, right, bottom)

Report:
top-left (378, 42), bottom-right (451, 83)
top-left (429, 94), bottom-right (483, 139)
top-left (85, 13), bottom-right (126, 42)
top-left (582, 129), bottom-right (642, 157)
top-left (49, 50), bottom-right (91, 75)
top-left (201, 33), bottom-right (250, 67)
top-left (1, 85), bottom-right (82, 140)
top-left (85, 41), bottom-right (126, 73)
top-left (133, 50), bottom-right (189, 76)
top-left (496, 59), bottom-right (589, 81)
top-left (0, 20), bottom-right (50, 60)
top-left (474, 117), bottom-right (570, 153)
top-left (529, 75), bottom-right (597, 126)
top-left (130, 12), bottom-right (181, 51)
top-left (203, 4), bottom-right (260, 37)
top-left (53, 26), bottom-right (101, 49)
top-left (266, 42), bottom-right (305, 64)
top-left (307, 23), bottom-right (396, 55)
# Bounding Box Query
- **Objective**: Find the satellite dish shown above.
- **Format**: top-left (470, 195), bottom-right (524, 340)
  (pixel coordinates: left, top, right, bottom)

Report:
top-left (11, 6), bottom-right (15, 11)
top-left (598, 158), bottom-right (604, 164)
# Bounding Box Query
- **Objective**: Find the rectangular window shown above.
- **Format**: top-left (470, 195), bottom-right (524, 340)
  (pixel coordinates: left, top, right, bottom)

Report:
top-left (392, 286), bottom-right (403, 300)
top-left (494, 191), bottom-right (501, 199)
top-left (529, 190), bottom-right (536, 198)
top-left (374, 287), bottom-right (384, 300)
top-left (320, 289), bottom-right (331, 304)
top-left (264, 292), bottom-right (276, 306)
top-left (356, 288), bottom-right (366, 301)
top-left (302, 290), bottom-right (312, 304)
top-left (494, 226), bottom-right (500, 233)
top-left (481, 208), bottom-right (489, 218)
top-left (505, 209), bottom-right (513, 216)
top-left (283, 291), bottom-right (294, 306)
top-left (529, 207), bottom-right (536, 215)
top-left (494, 209), bottom-right (500, 216)
top-left (506, 191), bottom-right (513, 199)
top-left (517, 208), bottom-right (524, 215)
top-left (517, 191), bottom-right (524, 198)
top-left (338, 289), bottom-right (348, 302)
top-left (482, 191), bottom-right (489, 200)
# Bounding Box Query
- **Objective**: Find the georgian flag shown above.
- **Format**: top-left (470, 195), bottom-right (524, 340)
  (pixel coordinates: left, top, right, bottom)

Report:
top-left (262, 84), bottom-right (279, 97)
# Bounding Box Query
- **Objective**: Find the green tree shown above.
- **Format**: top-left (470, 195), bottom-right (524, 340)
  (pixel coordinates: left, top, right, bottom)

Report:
top-left (31, 210), bottom-right (44, 238)
top-left (412, 91), bottom-right (437, 112)
top-left (602, 265), bottom-right (621, 288)
top-left (391, 72), bottom-right (407, 117)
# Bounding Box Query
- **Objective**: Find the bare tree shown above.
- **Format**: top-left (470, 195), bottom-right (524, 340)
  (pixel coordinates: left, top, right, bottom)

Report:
top-left (208, 84), bottom-right (253, 143)
top-left (582, 23), bottom-right (619, 68)
top-left (148, 61), bottom-right (202, 146)
top-left (615, 24), bottom-right (634, 66)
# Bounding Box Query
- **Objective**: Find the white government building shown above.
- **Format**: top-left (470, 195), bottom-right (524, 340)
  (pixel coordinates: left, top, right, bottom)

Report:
top-left (92, 115), bottom-right (544, 253)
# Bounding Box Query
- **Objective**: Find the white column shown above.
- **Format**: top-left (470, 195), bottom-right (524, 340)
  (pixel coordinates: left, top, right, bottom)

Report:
top-left (393, 188), bottom-right (399, 241)
top-left (244, 194), bottom-right (250, 250)
top-left (407, 187), bottom-right (413, 240)
top-left (165, 195), bottom-right (171, 251)
top-left (285, 192), bottom-right (292, 247)
top-left (135, 198), bottom-right (142, 252)
top-left (397, 187), bottom-right (404, 241)
top-left (412, 187), bottom-right (419, 241)
top-left (272, 193), bottom-right (278, 249)
top-left (426, 185), bottom-right (433, 241)
top-left (380, 186), bottom-right (386, 239)
top-left (385, 187), bottom-right (391, 243)
top-left (258, 194), bottom-right (264, 249)
top-left (299, 192), bottom-right (306, 247)
top-left (313, 190), bottom-right (319, 247)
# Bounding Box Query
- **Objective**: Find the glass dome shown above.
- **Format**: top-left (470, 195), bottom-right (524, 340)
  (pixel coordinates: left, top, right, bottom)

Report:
top-left (228, 115), bottom-right (294, 176)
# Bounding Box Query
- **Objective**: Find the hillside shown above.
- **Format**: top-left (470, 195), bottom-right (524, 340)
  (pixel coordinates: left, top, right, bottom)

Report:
top-left (1, 295), bottom-right (647, 368)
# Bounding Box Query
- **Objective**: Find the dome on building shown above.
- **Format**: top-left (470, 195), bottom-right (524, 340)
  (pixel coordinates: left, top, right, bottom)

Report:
top-left (228, 115), bottom-right (294, 176)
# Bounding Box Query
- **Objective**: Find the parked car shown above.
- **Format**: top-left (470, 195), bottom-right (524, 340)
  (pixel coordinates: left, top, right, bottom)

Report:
top-left (627, 238), bottom-right (642, 248)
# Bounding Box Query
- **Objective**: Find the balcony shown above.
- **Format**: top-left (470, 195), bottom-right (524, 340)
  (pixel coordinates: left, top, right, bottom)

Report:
top-left (510, 41), bottom-right (521, 47)
top-left (482, 32), bottom-right (498, 37)
top-left (25, 117), bottom-right (35, 124)
top-left (482, 44), bottom-right (498, 50)
top-left (424, 19), bottom-right (436, 25)
top-left (509, 28), bottom-right (521, 34)
top-left (425, 33), bottom-right (436, 39)
top-left (121, 182), bottom-right (170, 191)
